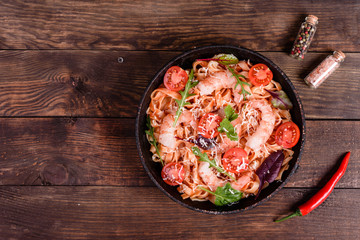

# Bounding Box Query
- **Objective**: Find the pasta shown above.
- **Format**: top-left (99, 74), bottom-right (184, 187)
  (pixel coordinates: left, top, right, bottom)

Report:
top-left (146, 54), bottom-right (296, 204)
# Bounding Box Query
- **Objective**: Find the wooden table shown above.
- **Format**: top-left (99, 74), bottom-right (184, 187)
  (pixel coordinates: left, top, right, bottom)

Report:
top-left (0, 1), bottom-right (359, 239)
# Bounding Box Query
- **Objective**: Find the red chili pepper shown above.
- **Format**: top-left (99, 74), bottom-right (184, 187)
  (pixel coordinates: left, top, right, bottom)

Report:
top-left (275, 152), bottom-right (351, 222)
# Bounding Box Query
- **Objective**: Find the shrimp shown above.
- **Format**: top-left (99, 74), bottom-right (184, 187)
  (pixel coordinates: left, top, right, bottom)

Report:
top-left (198, 162), bottom-right (226, 191)
top-left (198, 160), bottom-right (254, 193)
top-left (158, 110), bottom-right (196, 149)
top-left (197, 69), bottom-right (250, 105)
top-left (158, 114), bottom-right (177, 148)
top-left (233, 88), bottom-right (244, 104)
top-left (230, 171), bottom-right (252, 191)
top-left (216, 133), bottom-right (238, 153)
top-left (245, 100), bottom-right (275, 151)
top-left (197, 71), bottom-right (236, 95)
top-left (231, 171), bottom-right (260, 194)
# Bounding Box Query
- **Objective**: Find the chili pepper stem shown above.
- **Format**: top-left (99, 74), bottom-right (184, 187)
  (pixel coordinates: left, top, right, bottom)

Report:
top-left (274, 209), bottom-right (302, 222)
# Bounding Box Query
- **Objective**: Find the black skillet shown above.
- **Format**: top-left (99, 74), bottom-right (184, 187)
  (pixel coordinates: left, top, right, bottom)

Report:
top-left (135, 45), bottom-right (306, 214)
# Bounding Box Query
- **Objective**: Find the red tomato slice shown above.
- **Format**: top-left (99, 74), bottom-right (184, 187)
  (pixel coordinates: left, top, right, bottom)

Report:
top-left (163, 66), bottom-right (189, 91)
top-left (161, 162), bottom-right (185, 186)
top-left (222, 148), bottom-right (249, 174)
top-left (197, 113), bottom-right (222, 139)
top-left (249, 63), bottom-right (273, 86)
top-left (275, 122), bottom-right (300, 148)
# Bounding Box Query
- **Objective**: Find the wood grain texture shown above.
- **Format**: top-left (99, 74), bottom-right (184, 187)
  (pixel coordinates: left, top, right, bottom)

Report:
top-left (0, 0), bottom-right (359, 51)
top-left (0, 51), bottom-right (359, 118)
top-left (0, 186), bottom-right (359, 239)
top-left (0, 118), bottom-right (145, 186)
top-left (0, 50), bottom-right (171, 117)
top-left (0, 118), bottom-right (358, 188)
top-left (1, 1), bottom-right (359, 239)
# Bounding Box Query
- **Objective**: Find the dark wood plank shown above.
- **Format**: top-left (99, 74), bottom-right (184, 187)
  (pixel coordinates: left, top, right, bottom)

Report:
top-left (0, 51), bottom-right (359, 118)
top-left (285, 121), bottom-right (359, 188)
top-left (0, 1), bottom-right (359, 51)
top-left (0, 186), bottom-right (359, 239)
top-left (0, 118), bottom-right (358, 188)
top-left (0, 118), bottom-right (148, 186)
top-left (0, 50), bottom-right (175, 117)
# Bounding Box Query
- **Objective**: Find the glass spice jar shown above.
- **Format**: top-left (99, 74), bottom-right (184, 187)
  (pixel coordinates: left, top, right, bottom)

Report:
top-left (304, 51), bottom-right (345, 89)
top-left (290, 15), bottom-right (318, 60)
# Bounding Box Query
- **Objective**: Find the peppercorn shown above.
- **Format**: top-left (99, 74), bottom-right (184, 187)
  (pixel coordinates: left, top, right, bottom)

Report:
top-left (290, 15), bottom-right (318, 60)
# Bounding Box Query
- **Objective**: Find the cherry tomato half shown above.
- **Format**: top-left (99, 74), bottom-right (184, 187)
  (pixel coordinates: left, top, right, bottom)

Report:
top-left (197, 113), bottom-right (222, 139)
top-left (249, 63), bottom-right (273, 86)
top-left (222, 148), bottom-right (249, 174)
top-left (275, 122), bottom-right (300, 148)
top-left (161, 162), bottom-right (185, 186)
top-left (163, 66), bottom-right (189, 92)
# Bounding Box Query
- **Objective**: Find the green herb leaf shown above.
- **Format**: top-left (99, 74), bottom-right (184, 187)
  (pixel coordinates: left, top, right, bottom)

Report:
top-left (228, 67), bottom-right (251, 100)
top-left (266, 90), bottom-right (293, 110)
top-left (145, 115), bottom-right (164, 166)
top-left (218, 118), bottom-right (238, 141)
top-left (224, 105), bottom-right (238, 122)
top-left (218, 105), bottom-right (238, 141)
top-left (213, 54), bottom-right (239, 65)
top-left (173, 69), bottom-right (198, 127)
top-left (192, 147), bottom-right (235, 181)
top-left (198, 183), bottom-right (243, 206)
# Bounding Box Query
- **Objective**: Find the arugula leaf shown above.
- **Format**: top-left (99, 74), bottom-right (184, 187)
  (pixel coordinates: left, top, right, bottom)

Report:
top-left (265, 89), bottom-right (293, 110)
top-left (145, 115), bottom-right (164, 166)
top-left (218, 105), bottom-right (238, 141)
top-left (173, 69), bottom-right (198, 127)
top-left (192, 146), bottom-right (235, 181)
top-left (255, 150), bottom-right (284, 199)
top-left (198, 183), bottom-right (243, 206)
top-left (228, 67), bottom-right (251, 100)
top-left (218, 118), bottom-right (238, 141)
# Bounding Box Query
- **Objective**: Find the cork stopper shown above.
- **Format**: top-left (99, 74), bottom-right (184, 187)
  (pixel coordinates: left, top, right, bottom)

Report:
top-left (333, 51), bottom-right (346, 62)
top-left (305, 15), bottom-right (318, 25)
